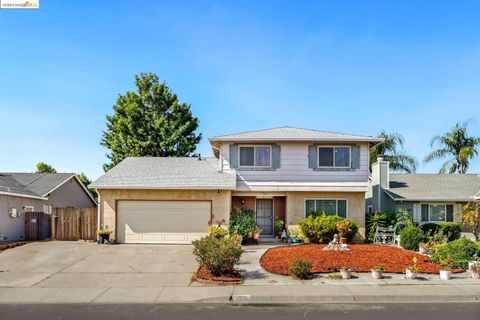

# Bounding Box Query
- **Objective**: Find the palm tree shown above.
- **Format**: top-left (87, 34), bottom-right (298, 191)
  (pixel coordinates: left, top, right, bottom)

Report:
top-left (424, 121), bottom-right (480, 174)
top-left (370, 131), bottom-right (418, 173)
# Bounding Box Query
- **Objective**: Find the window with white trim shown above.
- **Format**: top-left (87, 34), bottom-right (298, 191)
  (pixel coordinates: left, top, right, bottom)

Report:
top-left (305, 199), bottom-right (347, 218)
top-left (239, 145), bottom-right (271, 167)
top-left (421, 204), bottom-right (454, 222)
top-left (318, 146), bottom-right (350, 168)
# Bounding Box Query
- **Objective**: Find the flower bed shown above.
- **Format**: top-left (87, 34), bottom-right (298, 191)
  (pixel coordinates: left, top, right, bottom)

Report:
top-left (192, 267), bottom-right (244, 285)
top-left (260, 244), bottom-right (461, 275)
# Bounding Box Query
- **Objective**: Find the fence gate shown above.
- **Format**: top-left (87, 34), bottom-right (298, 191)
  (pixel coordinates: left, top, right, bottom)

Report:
top-left (52, 207), bottom-right (97, 241)
top-left (24, 212), bottom-right (51, 241)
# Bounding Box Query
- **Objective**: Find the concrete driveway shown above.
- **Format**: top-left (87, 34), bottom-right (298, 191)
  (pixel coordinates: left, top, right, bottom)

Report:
top-left (0, 241), bottom-right (197, 289)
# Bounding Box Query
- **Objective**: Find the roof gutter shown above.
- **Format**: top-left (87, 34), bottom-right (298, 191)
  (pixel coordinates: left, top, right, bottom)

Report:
top-left (0, 191), bottom-right (48, 200)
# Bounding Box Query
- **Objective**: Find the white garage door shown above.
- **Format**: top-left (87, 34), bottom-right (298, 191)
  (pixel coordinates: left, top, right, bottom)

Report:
top-left (117, 200), bottom-right (211, 244)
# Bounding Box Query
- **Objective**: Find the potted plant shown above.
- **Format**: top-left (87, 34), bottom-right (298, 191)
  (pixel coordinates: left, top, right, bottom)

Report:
top-left (470, 263), bottom-right (480, 279)
top-left (96, 226), bottom-right (113, 244)
top-left (274, 219), bottom-right (285, 238)
top-left (336, 220), bottom-right (354, 244)
top-left (439, 258), bottom-right (453, 280)
top-left (339, 266), bottom-right (352, 279)
top-left (371, 264), bottom-right (384, 279)
top-left (405, 257), bottom-right (421, 279)
top-left (252, 227), bottom-right (262, 241)
top-left (418, 242), bottom-right (428, 255)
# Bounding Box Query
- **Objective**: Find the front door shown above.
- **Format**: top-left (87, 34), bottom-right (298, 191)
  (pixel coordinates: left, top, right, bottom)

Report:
top-left (256, 199), bottom-right (273, 237)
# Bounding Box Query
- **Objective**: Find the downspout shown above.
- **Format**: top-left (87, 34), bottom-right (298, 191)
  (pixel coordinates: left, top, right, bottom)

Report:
top-left (96, 191), bottom-right (101, 240)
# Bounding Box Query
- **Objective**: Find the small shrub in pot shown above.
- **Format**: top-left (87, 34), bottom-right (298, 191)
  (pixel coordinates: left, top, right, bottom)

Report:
top-left (405, 257), bottom-right (421, 279)
top-left (470, 263), bottom-right (480, 279)
top-left (371, 264), bottom-right (384, 279)
top-left (339, 266), bottom-right (352, 279)
top-left (439, 258), bottom-right (453, 280)
top-left (288, 259), bottom-right (313, 279)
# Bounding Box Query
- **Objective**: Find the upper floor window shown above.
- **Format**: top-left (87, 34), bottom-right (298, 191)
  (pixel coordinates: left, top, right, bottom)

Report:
top-left (318, 146), bottom-right (350, 168)
top-left (239, 145), bottom-right (271, 167)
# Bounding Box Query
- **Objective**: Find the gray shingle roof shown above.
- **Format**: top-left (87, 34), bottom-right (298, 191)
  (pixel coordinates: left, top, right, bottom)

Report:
top-left (0, 172), bottom-right (75, 198)
top-left (90, 157), bottom-right (236, 190)
top-left (385, 174), bottom-right (480, 202)
top-left (209, 126), bottom-right (383, 142)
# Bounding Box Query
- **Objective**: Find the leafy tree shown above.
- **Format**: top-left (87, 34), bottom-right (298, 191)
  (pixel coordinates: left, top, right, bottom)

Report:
top-left (459, 202), bottom-right (480, 241)
top-left (424, 121), bottom-right (480, 174)
top-left (36, 162), bottom-right (57, 174)
top-left (101, 73), bottom-right (202, 171)
top-left (77, 172), bottom-right (98, 202)
top-left (369, 131), bottom-right (418, 173)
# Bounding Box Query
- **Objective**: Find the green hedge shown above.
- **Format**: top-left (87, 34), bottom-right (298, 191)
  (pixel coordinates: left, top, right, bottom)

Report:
top-left (421, 222), bottom-right (462, 242)
top-left (298, 214), bottom-right (359, 244)
top-left (431, 238), bottom-right (480, 269)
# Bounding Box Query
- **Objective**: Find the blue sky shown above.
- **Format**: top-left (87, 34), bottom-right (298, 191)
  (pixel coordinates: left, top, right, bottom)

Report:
top-left (1, 0), bottom-right (479, 179)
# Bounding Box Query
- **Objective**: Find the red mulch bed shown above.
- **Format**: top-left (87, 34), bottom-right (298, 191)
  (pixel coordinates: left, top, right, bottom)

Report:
top-left (192, 267), bottom-right (244, 285)
top-left (260, 244), bottom-right (462, 275)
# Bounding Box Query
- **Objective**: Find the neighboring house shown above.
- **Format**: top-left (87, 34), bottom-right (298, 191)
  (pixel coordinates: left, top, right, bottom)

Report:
top-left (91, 126), bottom-right (382, 244)
top-left (0, 173), bottom-right (97, 241)
top-left (366, 156), bottom-right (480, 224)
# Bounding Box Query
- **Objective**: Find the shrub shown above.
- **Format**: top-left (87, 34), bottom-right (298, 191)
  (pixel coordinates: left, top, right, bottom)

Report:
top-left (431, 238), bottom-right (480, 269)
top-left (288, 259), bottom-right (313, 279)
top-left (400, 226), bottom-right (425, 251)
top-left (336, 219), bottom-right (359, 242)
top-left (438, 222), bottom-right (462, 242)
top-left (287, 225), bottom-right (308, 242)
top-left (192, 236), bottom-right (243, 276)
top-left (366, 212), bottom-right (389, 241)
top-left (299, 214), bottom-right (344, 244)
top-left (208, 223), bottom-right (228, 239)
top-left (421, 222), bottom-right (461, 242)
top-left (228, 207), bottom-right (257, 241)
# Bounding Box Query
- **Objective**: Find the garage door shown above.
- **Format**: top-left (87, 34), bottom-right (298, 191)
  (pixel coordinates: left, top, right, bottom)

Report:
top-left (117, 200), bottom-right (211, 244)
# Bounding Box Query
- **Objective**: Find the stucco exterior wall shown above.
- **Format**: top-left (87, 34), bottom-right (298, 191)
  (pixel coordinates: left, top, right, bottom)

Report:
top-left (98, 189), bottom-right (232, 239)
top-left (285, 191), bottom-right (367, 239)
top-left (0, 195), bottom-right (44, 241)
top-left (46, 178), bottom-right (96, 208)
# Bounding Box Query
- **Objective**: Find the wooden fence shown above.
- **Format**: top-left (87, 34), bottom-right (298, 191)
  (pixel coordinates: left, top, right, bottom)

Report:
top-left (52, 207), bottom-right (97, 241)
top-left (25, 212), bottom-right (52, 241)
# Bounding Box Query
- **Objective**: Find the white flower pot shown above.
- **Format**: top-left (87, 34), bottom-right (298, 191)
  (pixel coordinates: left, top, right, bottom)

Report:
top-left (471, 270), bottom-right (480, 279)
top-left (406, 268), bottom-right (417, 279)
top-left (418, 246), bottom-right (427, 255)
top-left (340, 269), bottom-right (352, 279)
top-left (439, 270), bottom-right (451, 280)
top-left (468, 261), bottom-right (478, 269)
top-left (371, 269), bottom-right (383, 279)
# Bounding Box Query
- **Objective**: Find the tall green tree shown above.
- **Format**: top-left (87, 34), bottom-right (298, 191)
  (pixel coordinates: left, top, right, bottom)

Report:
top-left (36, 162), bottom-right (57, 174)
top-left (77, 172), bottom-right (98, 202)
top-left (101, 73), bottom-right (202, 171)
top-left (424, 121), bottom-right (480, 174)
top-left (369, 131), bottom-right (418, 173)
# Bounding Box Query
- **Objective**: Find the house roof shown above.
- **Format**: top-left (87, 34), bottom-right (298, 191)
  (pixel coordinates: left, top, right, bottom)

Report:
top-left (90, 157), bottom-right (237, 190)
top-left (209, 126), bottom-right (383, 157)
top-left (5, 173), bottom-right (76, 196)
top-left (385, 173), bottom-right (480, 202)
top-left (210, 126), bottom-right (382, 142)
top-left (0, 172), bottom-right (96, 204)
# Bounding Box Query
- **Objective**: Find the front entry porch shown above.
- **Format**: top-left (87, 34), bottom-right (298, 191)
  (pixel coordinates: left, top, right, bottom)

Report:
top-left (231, 194), bottom-right (286, 238)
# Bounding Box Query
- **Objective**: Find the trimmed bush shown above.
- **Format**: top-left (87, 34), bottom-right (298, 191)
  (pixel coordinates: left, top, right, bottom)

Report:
top-left (192, 236), bottom-right (243, 276)
top-left (228, 207), bottom-right (257, 241)
top-left (288, 259), bottom-right (313, 279)
top-left (299, 214), bottom-right (344, 244)
top-left (421, 222), bottom-right (462, 242)
top-left (438, 222), bottom-right (462, 242)
top-left (431, 238), bottom-right (480, 269)
top-left (400, 226), bottom-right (425, 251)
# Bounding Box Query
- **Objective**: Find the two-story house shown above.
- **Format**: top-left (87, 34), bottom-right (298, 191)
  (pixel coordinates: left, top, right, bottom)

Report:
top-left (91, 127), bottom-right (382, 244)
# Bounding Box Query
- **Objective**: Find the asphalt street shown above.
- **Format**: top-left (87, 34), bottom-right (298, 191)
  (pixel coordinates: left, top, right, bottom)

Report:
top-left (0, 303), bottom-right (479, 320)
